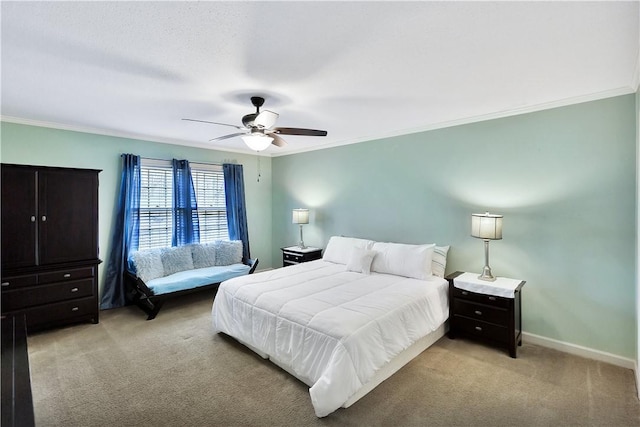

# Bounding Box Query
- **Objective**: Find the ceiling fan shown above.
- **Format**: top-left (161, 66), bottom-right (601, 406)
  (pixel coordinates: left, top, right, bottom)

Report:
top-left (183, 96), bottom-right (328, 151)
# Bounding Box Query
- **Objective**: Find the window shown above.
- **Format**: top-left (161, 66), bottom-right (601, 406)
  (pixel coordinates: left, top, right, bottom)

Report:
top-left (139, 162), bottom-right (173, 250)
top-left (191, 164), bottom-right (229, 242)
top-left (138, 159), bottom-right (228, 250)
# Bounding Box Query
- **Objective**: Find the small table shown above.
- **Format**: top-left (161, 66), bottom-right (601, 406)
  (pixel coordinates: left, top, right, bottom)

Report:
top-left (446, 271), bottom-right (525, 358)
top-left (281, 246), bottom-right (323, 267)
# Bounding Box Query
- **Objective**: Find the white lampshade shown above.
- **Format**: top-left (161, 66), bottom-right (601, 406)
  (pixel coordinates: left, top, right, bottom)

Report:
top-left (292, 209), bottom-right (309, 224)
top-left (241, 134), bottom-right (273, 151)
top-left (471, 212), bottom-right (503, 240)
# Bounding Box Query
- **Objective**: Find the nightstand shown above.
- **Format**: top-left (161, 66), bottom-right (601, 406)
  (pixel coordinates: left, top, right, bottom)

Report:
top-left (281, 246), bottom-right (322, 267)
top-left (446, 271), bottom-right (525, 358)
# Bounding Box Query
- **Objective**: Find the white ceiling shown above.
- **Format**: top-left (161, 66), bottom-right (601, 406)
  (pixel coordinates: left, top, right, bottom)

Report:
top-left (2, 1), bottom-right (639, 157)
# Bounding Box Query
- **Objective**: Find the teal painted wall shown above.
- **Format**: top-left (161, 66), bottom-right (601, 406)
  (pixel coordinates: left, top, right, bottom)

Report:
top-left (0, 123), bottom-right (274, 299)
top-left (272, 95), bottom-right (637, 358)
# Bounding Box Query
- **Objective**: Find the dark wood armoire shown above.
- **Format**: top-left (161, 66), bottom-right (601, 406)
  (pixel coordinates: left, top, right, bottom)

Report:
top-left (1, 164), bottom-right (101, 331)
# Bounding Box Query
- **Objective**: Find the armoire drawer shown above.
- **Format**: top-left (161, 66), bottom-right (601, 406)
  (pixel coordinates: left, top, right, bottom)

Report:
top-left (1, 273), bottom-right (38, 290)
top-left (39, 266), bottom-right (94, 284)
top-left (2, 278), bottom-right (94, 312)
top-left (21, 296), bottom-right (97, 328)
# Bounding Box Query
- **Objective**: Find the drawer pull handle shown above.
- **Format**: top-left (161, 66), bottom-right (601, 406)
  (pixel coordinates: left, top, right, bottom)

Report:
top-left (30, 216), bottom-right (36, 223)
top-left (63, 273), bottom-right (71, 278)
top-left (1, 282), bottom-right (9, 287)
top-left (42, 215), bottom-right (47, 222)
top-left (461, 291), bottom-right (469, 296)
top-left (475, 326), bottom-right (483, 331)
top-left (70, 287), bottom-right (79, 293)
top-left (71, 307), bottom-right (79, 312)
top-left (488, 296), bottom-right (497, 301)
top-left (474, 310), bottom-right (482, 316)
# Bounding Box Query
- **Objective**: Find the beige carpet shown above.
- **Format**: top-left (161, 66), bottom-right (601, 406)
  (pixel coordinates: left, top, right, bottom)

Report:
top-left (27, 291), bottom-right (640, 426)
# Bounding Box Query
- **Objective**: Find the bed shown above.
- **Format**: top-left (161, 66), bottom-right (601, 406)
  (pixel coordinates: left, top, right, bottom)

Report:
top-left (212, 236), bottom-right (449, 417)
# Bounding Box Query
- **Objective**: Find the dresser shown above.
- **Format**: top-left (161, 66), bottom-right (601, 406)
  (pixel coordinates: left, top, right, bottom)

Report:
top-left (1, 164), bottom-right (101, 332)
top-left (1, 314), bottom-right (35, 427)
top-left (281, 246), bottom-right (322, 267)
top-left (447, 271), bottom-right (525, 358)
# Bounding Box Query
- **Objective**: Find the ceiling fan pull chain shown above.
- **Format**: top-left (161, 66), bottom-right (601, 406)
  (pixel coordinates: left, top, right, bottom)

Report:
top-left (257, 155), bottom-right (261, 182)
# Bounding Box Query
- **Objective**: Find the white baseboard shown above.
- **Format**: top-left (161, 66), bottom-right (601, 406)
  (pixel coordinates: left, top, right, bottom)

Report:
top-left (522, 332), bottom-right (636, 370)
top-left (636, 361), bottom-right (640, 400)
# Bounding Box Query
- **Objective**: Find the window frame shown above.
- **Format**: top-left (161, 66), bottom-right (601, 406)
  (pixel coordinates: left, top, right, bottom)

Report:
top-left (137, 159), bottom-right (229, 251)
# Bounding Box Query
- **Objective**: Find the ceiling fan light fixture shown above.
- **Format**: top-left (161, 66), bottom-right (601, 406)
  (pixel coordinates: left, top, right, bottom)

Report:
top-left (242, 134), bottom-right (273, 151)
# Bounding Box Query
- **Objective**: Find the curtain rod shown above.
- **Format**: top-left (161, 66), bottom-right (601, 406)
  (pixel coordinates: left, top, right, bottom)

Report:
top-left (125, 154), bottom-right (236, 167)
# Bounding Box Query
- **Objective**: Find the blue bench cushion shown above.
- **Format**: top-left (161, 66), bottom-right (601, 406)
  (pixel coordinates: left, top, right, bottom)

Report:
top-left (146, 263), bottom-right (251, 296)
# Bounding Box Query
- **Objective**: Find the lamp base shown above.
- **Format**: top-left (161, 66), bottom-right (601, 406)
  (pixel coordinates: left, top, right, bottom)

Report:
top-left (478, 266), bottom-right (496, 282)
top-left (298, 224), bottom-right (306, 249)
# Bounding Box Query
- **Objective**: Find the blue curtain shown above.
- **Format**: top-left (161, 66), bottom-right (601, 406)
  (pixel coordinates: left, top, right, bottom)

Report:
top-left (101, 154), bottom-right (141, 309)
top-left (172, 159), bottom-right (200, 246)
top-left (223, 163), bottom-right (250, 261)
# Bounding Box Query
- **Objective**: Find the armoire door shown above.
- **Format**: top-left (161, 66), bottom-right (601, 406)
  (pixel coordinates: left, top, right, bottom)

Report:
top-left (1, 166), bottom-right (37, 269)
top-left (38, 169), bottom-right (98, 265)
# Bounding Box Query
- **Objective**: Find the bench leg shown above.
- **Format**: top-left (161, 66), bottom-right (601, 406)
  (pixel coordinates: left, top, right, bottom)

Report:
top-left (146, 300), bottom-right (165, 320)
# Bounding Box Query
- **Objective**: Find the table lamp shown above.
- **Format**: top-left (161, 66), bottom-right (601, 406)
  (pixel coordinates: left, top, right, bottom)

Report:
top-left (471, 212), bottom-right (503, 281)
top-left (292, 209), bottom-right (309, 249)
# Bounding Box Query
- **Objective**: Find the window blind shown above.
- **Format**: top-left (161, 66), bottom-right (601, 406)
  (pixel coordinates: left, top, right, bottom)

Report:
top-left (138, 159), bottom-right (229, 251)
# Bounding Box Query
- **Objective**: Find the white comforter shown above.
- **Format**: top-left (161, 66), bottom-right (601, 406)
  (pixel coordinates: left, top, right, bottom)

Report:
top-left (211, 260), bottom-right (448, 417)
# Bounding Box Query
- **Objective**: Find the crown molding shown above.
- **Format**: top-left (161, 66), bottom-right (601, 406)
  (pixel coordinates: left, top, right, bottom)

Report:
top-left (0, 116), bottom-right (272, 157)
top-left (271, 86), bottom-right (637, 157)
top-left (2, 86), bottom-right (635, 160)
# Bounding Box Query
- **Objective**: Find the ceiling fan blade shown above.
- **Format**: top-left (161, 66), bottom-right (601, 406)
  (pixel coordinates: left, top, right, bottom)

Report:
top-left (209, 132), bottom-right (247, 142)
top-left (254, 110), bottom-right (279, 129)
top-left (183, 118), bottom-right (245, 131)
top-left (270, 133), bottom-right (288, 147)
top-left (273, 127), bottom-right (327, 137)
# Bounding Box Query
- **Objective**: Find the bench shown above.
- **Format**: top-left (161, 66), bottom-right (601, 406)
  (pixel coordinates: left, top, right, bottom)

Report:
top-left (125, 241), bottom-right (258, 320)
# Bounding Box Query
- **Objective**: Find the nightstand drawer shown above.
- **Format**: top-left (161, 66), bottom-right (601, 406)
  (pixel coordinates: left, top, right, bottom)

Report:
top-left (453, 299), bottom-right (508, 325)
top-left (281, 247), bottom-right (322, 267)
top-left (452, 286), bottom-right (510, 308)
top-left (454, 315), bottom-right (508, 343)
top-left (283, 252), bottom-right (304, 263)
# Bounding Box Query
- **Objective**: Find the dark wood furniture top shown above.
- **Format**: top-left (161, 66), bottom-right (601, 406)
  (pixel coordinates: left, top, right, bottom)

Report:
top-left (1, 315), bottom-right (35, 427)
top-left (446, 271), bottom-right (525, 358)
top-left (281, 246), bottom-right (322, 267)
top-left (1, 164), bottom-right (101, 332)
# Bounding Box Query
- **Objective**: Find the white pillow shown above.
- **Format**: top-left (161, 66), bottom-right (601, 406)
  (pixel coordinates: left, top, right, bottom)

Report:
top-left (130, 249), bottom-right (164, 282)
top-left (370, 242), bottom-right (436, 280)
top-left (323, 236), bottom-right (375, 265)
top-left (161, 245), bottom-right (194, 276)
top-left (191, 243), bottom-right (217, 269)
top-left (215, 240), bottom-right (243, 266)
top-left (346, 247), bottom-right (377, 274)
top-left (432, 245), bottom-right (450, 278)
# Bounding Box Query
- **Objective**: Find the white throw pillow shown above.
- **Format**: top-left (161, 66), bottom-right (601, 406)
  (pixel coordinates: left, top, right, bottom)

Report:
top-left (191, 243), bottom-right (217, 269)
top-left (215, 240), bottom-right (243, 266)
top-left (432, 245), bottom-right (450, 278)
top-left (323, 236), bottom-right (375, 265)
top-left (370, 242), bottom-right (436, 280)
top-left (130, 249), bottom-right (164, 283)
top-left (161, 245), bottom-right (194, 276)
top-left (346, 247), bottom-right (377, 274)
